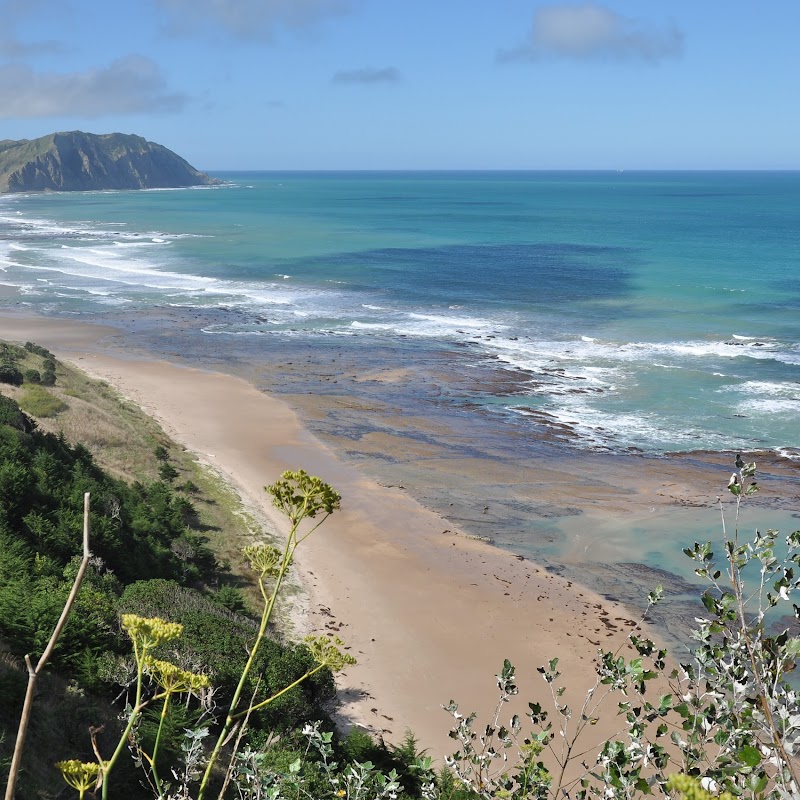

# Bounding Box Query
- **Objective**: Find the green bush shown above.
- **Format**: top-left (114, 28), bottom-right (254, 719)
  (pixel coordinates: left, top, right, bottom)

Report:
top-left (158, 462), bottom-right (179, 482)
top-left (211, 584), bottom-right (247, 613)
top-left (0, 344), bottom-right (23, 364)
top-left (0, 365), bottom-right (23, 387)
top-left (118, 578), bottom-right (335, 732)
top-left (24, 342), bottom-right (53, 359)
top-left (23, 369), bottom-right (41, 384)
top-left (0, 395), bottom-right (35, 432)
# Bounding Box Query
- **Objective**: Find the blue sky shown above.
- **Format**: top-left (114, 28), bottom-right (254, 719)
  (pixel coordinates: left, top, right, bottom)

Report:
top-left (0, 1), bottom-right (797, 170)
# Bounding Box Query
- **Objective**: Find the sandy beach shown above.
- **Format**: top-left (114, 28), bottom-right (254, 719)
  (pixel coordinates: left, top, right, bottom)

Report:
top-left (0, 311), bottom-right (663, 761)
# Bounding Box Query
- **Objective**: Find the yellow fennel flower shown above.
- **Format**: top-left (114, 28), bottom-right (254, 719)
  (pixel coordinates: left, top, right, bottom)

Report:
top-left (55, 760), bottom-right (100, 795)
top-left (120, 614), bottom-right (183, 650)
top-left (304, 635), bottom-right (357, 672)
top-left (144, 657), bottom-right (211, 695)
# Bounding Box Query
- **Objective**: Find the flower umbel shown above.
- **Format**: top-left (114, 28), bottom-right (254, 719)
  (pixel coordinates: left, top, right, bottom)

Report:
top-left (266, 470), bottom-right (341, 525)
top-left (304, 634), bottom-right (357, 672)
top-left (242, 544), bottom-right (284, 577)
top-left (121, 614), bottom-right (183, 651)
top-left (55, 760), bottom-right (100, 795)
top-left (143, 657), bottom-right (211, 695)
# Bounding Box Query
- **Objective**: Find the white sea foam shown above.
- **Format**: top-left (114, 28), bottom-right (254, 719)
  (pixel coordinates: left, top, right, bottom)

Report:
top-left (407, 311), bottom-right (500, 331)
top-left (43, 246), bottom-right (218, 291)
top-left (343, 310), bottom-right (505, 340)
top-left (730, 380), bottom-right (800, 414)
top-left (350, 321), bottom-right (394, 331)
top-left (519, 390), bottom-right (760, 453)
top-left (776, 448), bottom-right (800, 461)
top-left (200, 327), bottom-right (268, 336)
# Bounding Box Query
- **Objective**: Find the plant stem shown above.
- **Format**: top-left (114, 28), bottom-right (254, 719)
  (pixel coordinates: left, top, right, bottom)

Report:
top-left (101, 641), bottom-right (145, 799)
top-left (4, 493), bottom-right (92, 800)
top-left (231, 663), bottom-right (326, 720)
top-left (150, 692), bottom-right (171, 799)
top-left (197, 531), bottom-right (297, 800)
top-left (727, 496), bottom-right (799, 790)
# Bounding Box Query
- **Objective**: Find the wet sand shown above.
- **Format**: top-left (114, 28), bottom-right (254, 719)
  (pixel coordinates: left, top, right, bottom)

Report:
top-left (0, 311), bottom-right (665, 760)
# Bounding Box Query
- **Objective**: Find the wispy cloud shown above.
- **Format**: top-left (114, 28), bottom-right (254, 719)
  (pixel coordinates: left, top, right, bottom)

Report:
top-left (332, 67), bottom-right (400, 85)
top-left (498, 3), bottom-right (684, 64)
top-left (0, 0), bottom-right (67, 59)
top-left (0, 56), bottom-right (188, 118)
top-left (155, 0), bottom-right (354, 40)
top-left (0, 38), bottom-right (66, 58)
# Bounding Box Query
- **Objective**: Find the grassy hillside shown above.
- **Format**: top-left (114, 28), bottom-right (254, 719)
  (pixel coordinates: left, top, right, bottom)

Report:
top-left (0, 341), bottom-right (276, 598)
top-left (0, 342), bottom-right (331, 797)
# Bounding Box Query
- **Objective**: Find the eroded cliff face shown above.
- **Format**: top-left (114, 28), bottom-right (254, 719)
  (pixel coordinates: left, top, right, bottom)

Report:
top-left (0, 131), bottom-right (218, 192)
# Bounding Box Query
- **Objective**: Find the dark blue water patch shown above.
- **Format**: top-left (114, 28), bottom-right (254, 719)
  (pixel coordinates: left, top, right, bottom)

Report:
top-left (351, 196), bottom-right (516, 207)
top-left (347, 196), bottom-right (430, 202)
top-left (655, 192), bottom-right (754, 198)
top-left (284, 243), bottom-right (635, 310)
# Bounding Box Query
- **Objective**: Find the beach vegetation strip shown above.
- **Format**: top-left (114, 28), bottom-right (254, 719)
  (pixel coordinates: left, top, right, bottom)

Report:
top-left (0, 340), bottom-right (274, 602)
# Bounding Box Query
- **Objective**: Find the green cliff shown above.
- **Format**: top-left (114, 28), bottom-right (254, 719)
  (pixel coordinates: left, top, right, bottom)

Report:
top-left (0, 131), bottom-right (219, 193)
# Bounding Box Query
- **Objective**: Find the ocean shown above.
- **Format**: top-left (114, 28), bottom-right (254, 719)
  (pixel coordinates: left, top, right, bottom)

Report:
top-left (2, 171), bottom-right (799, 636)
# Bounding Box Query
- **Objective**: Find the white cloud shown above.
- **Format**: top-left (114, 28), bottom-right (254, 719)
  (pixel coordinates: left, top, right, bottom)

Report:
top-left (332, 67), bottom-right (399, 85)
top-left (499, 3), bottom-right (684, 63)
top-left (0, 56), bottom-right (188, 118)
top-left (156, 0), bottom-right (354, 40)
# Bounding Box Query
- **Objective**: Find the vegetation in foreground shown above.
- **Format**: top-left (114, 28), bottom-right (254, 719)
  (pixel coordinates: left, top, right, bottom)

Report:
top-left (1, 343), bottom-right (799, 799)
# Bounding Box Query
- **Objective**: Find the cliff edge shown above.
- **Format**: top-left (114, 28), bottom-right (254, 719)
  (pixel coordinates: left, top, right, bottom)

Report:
top-left (0, 131), bottom-right (219, 193)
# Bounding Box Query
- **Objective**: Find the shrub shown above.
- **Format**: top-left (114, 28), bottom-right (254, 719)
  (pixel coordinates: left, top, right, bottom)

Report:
top-left (24, 342), bottom-right (53, 359)
top-left (0, 395), bottom-right (36, 432)
top-left (34, 471), bottom-right (353, 800)
top-left (0, 344), bottom-right (22, 364)
top-left (0, 365), bottom-right (23, 387)
top-left (23, 369), bottom-right (41, 384)
top-left (211, 584), bottom-right (247, 613)
top-left (158, 462), bottom-right (179, 482)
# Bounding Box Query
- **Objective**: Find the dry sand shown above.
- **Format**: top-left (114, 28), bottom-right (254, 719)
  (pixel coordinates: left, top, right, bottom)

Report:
top-left (0, 313), bottom-right (656, 762)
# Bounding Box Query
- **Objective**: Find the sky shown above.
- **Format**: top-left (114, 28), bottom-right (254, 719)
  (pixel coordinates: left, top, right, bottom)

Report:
top-left (0, 0), bottom-right (798, 171)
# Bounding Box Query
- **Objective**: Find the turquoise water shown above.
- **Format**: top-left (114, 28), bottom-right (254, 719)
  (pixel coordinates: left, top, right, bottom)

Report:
top-left (1, 171), bottom-right (799, 456)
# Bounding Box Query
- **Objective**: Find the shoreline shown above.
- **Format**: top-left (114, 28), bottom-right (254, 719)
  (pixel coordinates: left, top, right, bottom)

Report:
top-left (0, 310), bottom-right (653, 757)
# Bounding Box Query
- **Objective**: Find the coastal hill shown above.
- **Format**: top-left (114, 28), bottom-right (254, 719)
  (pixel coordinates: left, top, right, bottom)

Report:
top-left (0, 131), bottom-right (218, 193)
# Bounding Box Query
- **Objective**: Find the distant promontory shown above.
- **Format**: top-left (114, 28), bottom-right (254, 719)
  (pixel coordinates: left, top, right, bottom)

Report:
top-left (0, 131), bottom-right (219, 193)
